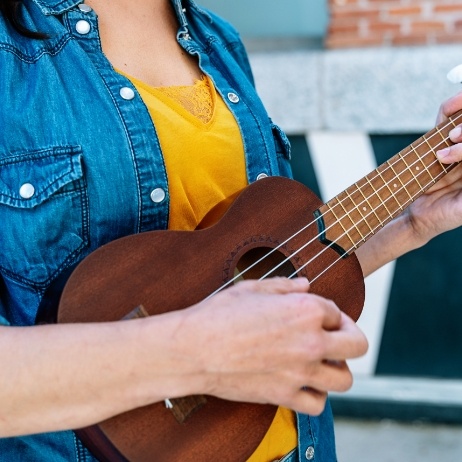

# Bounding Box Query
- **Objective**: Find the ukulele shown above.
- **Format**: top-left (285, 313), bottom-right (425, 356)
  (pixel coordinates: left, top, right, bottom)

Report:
top-left (57, 110), bottom-right (462, 461)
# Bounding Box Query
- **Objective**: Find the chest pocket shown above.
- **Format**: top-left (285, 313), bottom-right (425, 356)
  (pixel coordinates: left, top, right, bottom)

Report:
top-left (271, 122), bottom-right (292, 179)
top-left (0, 146), bottom-right (89, 287)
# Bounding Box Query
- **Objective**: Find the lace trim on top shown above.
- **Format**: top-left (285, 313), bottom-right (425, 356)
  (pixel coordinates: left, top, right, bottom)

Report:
top-left (155, 76), bottom-right (213, 124)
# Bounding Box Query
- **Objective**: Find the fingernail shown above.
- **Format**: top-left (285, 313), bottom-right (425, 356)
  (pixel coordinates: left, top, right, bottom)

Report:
top-left (437, 147), bottom-right (450, 159)
top-left (449, 126), bottom-right (462, 141)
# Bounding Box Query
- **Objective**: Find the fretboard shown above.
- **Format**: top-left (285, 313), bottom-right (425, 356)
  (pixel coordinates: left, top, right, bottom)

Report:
top-left (317, 110), bottom-right (462, 255)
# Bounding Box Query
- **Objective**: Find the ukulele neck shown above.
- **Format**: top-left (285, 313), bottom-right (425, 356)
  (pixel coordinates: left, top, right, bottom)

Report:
top-left (316, 111), bottom-right (462, 255)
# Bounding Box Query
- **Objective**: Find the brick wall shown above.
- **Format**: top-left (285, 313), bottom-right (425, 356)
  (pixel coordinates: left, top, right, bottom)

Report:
top-left (326, 0), bottom-right (462, 48)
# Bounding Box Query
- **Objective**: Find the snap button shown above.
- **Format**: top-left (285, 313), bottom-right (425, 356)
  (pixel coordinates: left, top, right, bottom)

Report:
top-left (120, 87), bottom-right (135, 100)
top-left (75, 20), bottom-right (91, 35)
top-left (227, 92), bottom-right (240, 104)
top-left (78, 4), bottom-right (92, 12)
top-left (19, 183), bottom-right (35, 199)
top-left (150, 188), bottom-right (166, 203)
top-left (305, 446), bottom-right (315, 460)
top-left (256, 173), bottom-right (268, 181)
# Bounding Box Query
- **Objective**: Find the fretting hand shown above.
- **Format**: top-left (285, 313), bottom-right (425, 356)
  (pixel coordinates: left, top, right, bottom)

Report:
top-left (404, 91), bottom-right (462, 246)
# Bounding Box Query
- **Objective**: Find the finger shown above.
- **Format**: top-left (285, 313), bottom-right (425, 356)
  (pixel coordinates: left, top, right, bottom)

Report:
top-left (237, 276), bottom-right (310, 295)
top-left (314, 296), bottom-right (343, 332)
top-left (436, 91), bottom-right (462, 124)
top-left (284, 387), bottom-right (328, 416)
top-left (322, 313), bottom-right (368, 360)
top-left (437, 142), bottom-right (462, 164)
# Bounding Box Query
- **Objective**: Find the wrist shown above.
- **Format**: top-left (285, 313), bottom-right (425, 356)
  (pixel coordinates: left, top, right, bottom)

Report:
top-left (131, 309), bottom-right (212, 405)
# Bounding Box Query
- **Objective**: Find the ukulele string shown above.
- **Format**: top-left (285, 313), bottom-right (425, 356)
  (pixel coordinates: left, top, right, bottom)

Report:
top-left (255, 115), bottom-right (460, 282)
top-left (206, 115), bottom-right (460, 299)
top-left (289, 163), bottom-right (451, 283)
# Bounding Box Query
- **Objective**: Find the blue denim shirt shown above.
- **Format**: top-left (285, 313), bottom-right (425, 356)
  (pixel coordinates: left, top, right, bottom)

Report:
top-left (0, 0), bottom-right (336, 460)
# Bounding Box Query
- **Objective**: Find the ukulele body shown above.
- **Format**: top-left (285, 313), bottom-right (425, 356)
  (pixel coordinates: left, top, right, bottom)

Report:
top-left (58, 176), bottom-right (365, 462)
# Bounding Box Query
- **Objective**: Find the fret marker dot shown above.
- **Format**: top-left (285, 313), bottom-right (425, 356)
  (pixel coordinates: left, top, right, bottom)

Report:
top-left (416, 166), bottom-right (420, 171)
top-left (394, 184), bottom-right (398, 188)
top-left (363, 207), bottom-right (367, 212)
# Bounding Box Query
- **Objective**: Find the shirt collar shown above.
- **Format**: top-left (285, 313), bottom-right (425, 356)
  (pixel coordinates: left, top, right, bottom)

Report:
top-left (30, 0), bottom-right (81, 15)
top-left (30, 0), bottom-right (193, 22)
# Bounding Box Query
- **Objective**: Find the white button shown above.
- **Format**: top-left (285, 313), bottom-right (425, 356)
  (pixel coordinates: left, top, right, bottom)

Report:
top-left (78, 4), bottom-right (92, 12)
top-left (120, 87), bottom-right (135, 100)
top-left (150, 188), bottom-right (166, 203)
top-left (305, 446), bottom-right (315, 460)
top-left (256, 173), bottom-right (268, 181)
top-left (75, 20), bottom-right (90, 35)
top-left (19, 183), bottom-right (35, 199)
top-left (180, 32), bottom-right (191, 40)
top-left (227, 92), bottom-right (240, 103)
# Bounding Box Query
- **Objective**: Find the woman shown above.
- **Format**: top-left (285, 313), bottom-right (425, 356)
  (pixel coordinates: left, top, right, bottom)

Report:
top-left (0, 0), bottom-right (461, 460)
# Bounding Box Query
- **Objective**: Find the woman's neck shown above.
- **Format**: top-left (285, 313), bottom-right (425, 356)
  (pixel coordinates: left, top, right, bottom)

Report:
top-left (84, 0), bottom-right (201, 87)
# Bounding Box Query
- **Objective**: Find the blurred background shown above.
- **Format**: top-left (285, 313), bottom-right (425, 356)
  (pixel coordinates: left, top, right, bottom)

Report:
top-left (197, 1), bottom-right (462, 460)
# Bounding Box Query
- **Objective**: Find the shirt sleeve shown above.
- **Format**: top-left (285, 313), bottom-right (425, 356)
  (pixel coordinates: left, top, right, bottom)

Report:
top-left (0, 288), bottom-right (10, 326)
top-left (0, 313), bottom-right (9, 326)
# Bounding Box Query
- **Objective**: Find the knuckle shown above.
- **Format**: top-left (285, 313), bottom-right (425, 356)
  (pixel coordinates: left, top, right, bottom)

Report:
top-left (336, 370), bottom-right (354, 392)
top-left (309, 393), bottom-right (328, 416)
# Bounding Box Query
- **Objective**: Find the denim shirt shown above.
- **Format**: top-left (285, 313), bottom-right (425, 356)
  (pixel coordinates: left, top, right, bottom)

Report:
top-left (0, 0), bottom-right (336, 460)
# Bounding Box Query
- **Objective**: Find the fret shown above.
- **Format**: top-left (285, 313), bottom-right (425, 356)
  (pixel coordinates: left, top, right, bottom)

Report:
top-left (386, 160), bottom-right (412, 202)
top-left (355, 182), bottom-right (384, 228)
top-left (338, 190), bottom-right (364, 240)
top-left (411, 130), bottom-right (449, 182)
top-left (365, 175), bottom-right (393, 219)
top-left (350, 178), bottom-right (384, 231)
top-left (419, 137), bottom-right (437, 184)
top-left (345, 189), bottom-right (374, 237)
top-left (376, 167), bottom-right (403, 212)
top-left (337, 189), bottom-right (370, 239)
top-left (434, 127), bottom-right (450, 173)
top-left (435, 126), bottom-right (451, 148)
top-left (398, 152), bottom-right (424, 193)
top-left (326, 202), bottom-right (357, 250)
top-left (410, 143), bottom-right (435, 188)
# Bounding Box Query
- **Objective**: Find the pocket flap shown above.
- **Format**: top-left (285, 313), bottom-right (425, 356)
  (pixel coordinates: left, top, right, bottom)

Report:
top-left (0, 146), bottom-right (83, 209)
top-left (271, 122), bottom-right (292, 160)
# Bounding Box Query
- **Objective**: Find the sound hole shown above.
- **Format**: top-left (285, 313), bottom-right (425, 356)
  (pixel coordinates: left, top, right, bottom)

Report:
top-left (234, 247), bottom-right (295, 281)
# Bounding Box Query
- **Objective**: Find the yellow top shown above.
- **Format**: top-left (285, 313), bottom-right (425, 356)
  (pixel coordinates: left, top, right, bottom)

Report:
top-left (122, 71), bottom-right (297, 461)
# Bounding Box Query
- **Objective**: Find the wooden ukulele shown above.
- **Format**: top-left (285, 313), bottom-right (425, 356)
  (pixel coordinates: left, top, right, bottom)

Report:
top-left (57, 111), bottom-right (462, 461)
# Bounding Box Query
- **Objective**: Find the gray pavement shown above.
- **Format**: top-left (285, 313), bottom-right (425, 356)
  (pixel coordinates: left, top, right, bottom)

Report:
top-left (335, 418), bottom-right (462, 462)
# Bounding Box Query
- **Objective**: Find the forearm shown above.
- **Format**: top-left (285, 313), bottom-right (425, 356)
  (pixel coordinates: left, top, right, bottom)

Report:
top-left (0, 278), bottom-right (369, 438)
top-left (0, 312), bottom-right (205, 437)
top-left (355, 211), bottom-right (423, 277)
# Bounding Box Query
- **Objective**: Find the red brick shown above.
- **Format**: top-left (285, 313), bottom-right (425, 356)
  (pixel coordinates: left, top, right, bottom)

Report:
top-left (328, 23), bottom-right (360, 35)
top-left (391, 33), bottom-right (429, 46)
top-left (434, 31), bottom-right (462, 44)
top-left (368, 21), bottom-right (401, 33)
top-left (330, 8), bottom-right (381, 21)
top-left (411, 21), bottom-right (446, 33)
top-left (388, 6), bottom-right (422, 16)
top-left (329, 0), bottom-right (360, 6)
top-left (325, 35), bottom-right (386, 49)
top-left (434, 4), bottom-right (462, 14)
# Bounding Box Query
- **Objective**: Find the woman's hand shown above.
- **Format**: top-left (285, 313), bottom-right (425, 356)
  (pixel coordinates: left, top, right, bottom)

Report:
top-left (405, 91), bottom-right (462, 246)
top-left (174, 277), bottom-right (368, 416)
